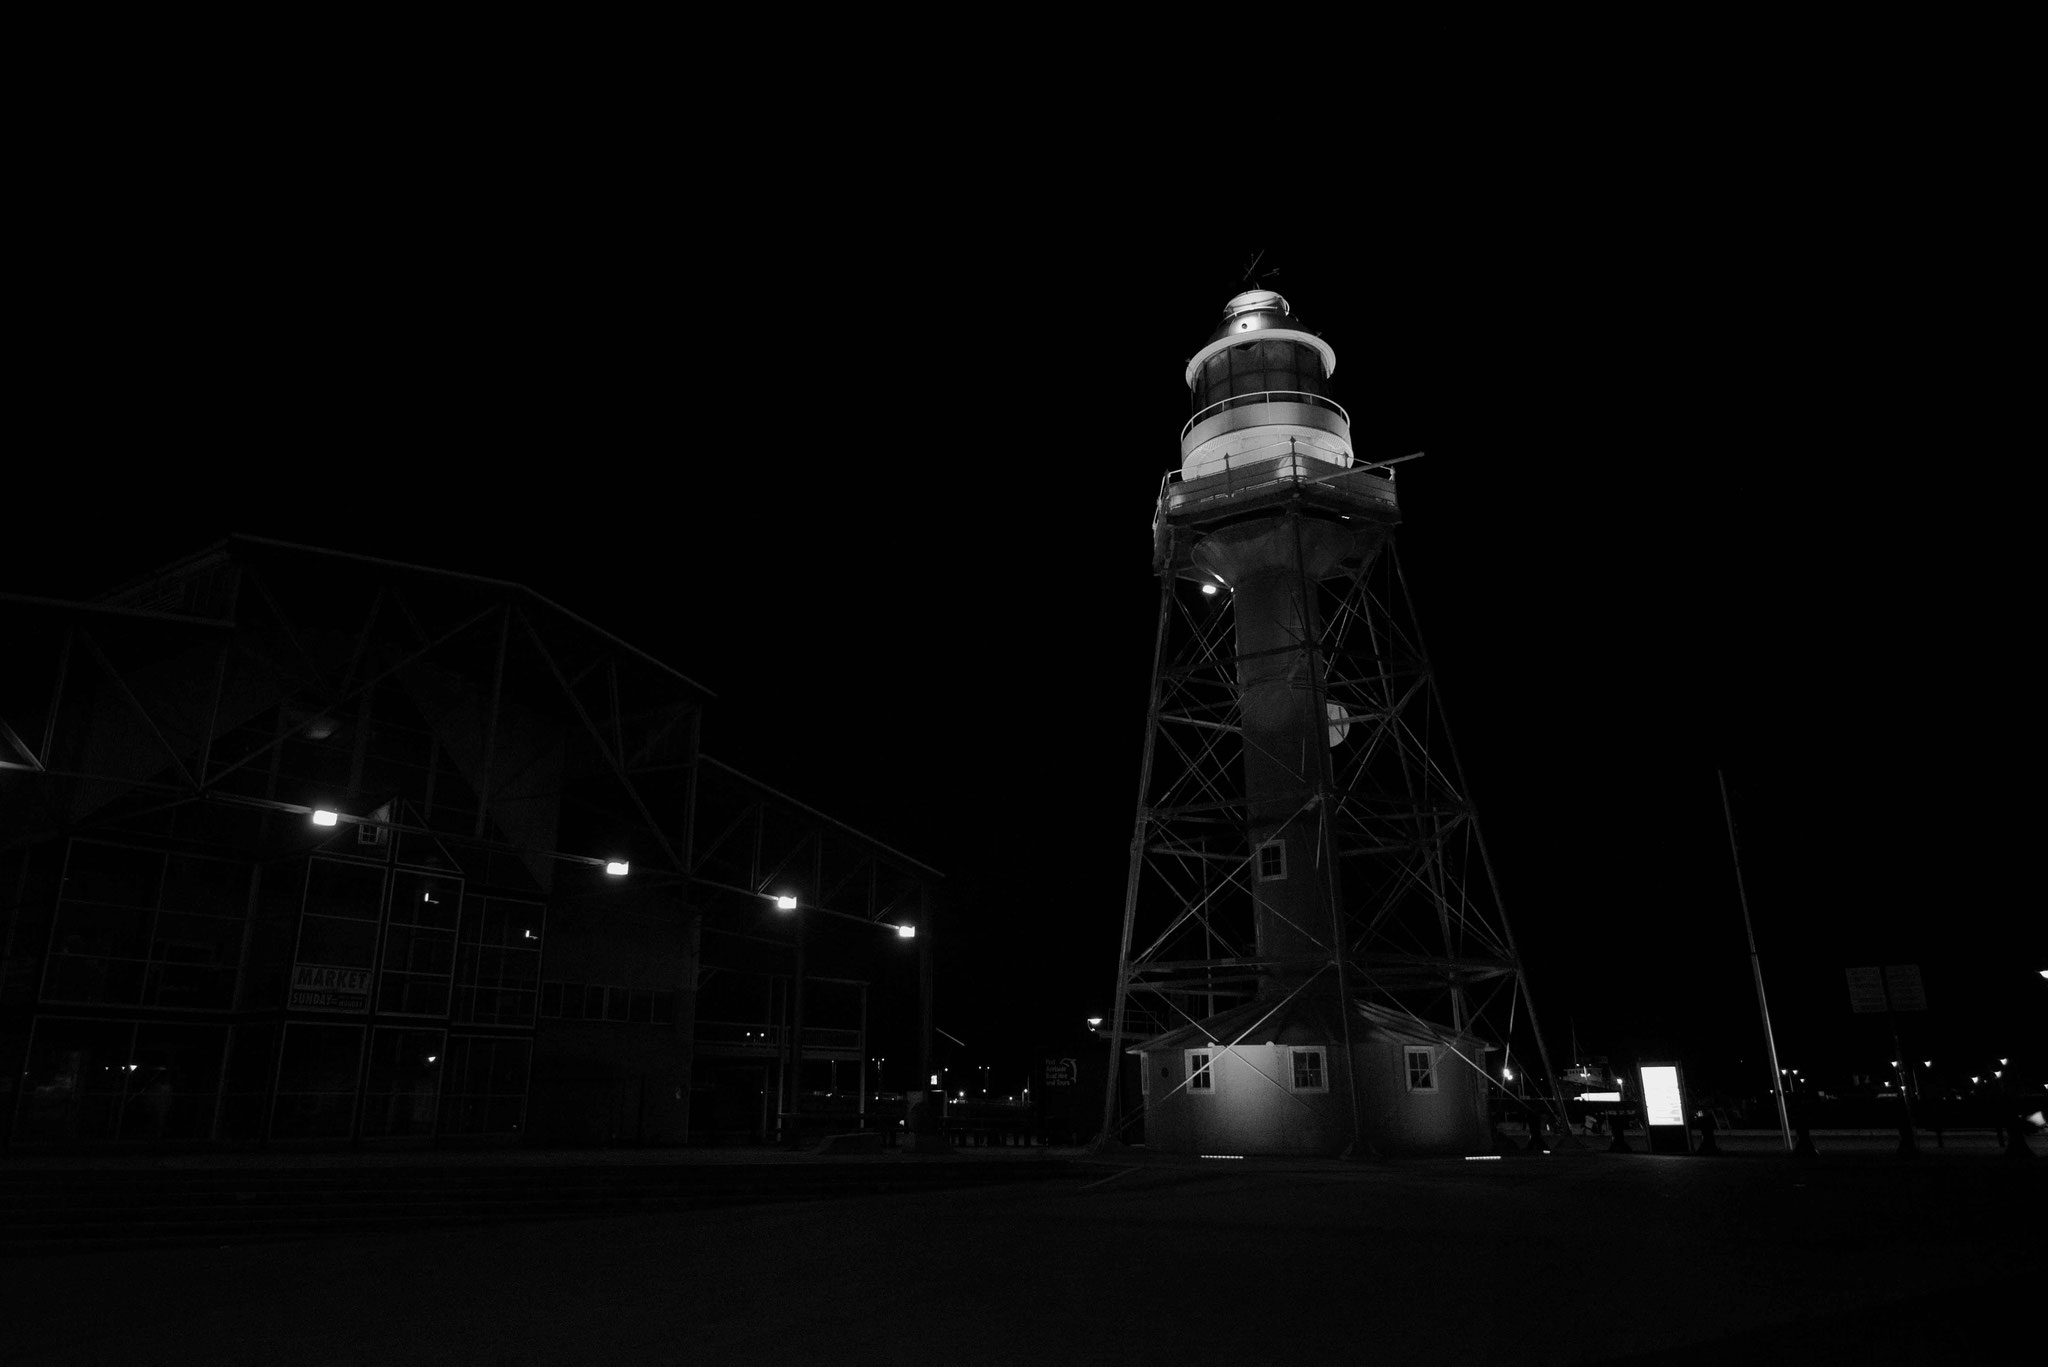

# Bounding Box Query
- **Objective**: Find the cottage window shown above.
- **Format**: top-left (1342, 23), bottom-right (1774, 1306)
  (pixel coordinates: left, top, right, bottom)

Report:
top-left (1290, 1046), bottom-right (1326, 1092)
top-left (1256, 840), bottom-right (1287, 881)
top-left (1405, 1046), bottom-right (1436, 1092)
top-left (1186, 1049), bottom-right (1214, 1092)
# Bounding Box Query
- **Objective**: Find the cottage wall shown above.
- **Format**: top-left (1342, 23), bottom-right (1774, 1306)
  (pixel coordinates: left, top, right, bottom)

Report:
top-left (1139, 1029), bottom-right (1492, 1157)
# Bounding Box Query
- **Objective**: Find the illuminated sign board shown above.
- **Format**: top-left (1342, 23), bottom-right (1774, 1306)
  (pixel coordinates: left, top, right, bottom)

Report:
top-left (1639, 1066), bottom-right (1684, 1127)
top-left (1579, 1091), bottom-right (1623, 1103)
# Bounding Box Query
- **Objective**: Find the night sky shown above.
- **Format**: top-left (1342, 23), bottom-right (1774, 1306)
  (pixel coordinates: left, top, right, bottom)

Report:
top-left (11, 144), bottom-right (2035, 1103)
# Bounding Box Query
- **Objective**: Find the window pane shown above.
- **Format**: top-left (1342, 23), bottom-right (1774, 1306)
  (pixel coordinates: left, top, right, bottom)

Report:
top-left (305, 859), bottom-right (385, 921)
top-left (391, 872), bottom-right (461, 931)
top-left (66, 841), bottom-right (164, 907)
top-left (272, 1024), bottom-right (363, 1138)
top-left (360, 1026), bottom-right (444, 1138)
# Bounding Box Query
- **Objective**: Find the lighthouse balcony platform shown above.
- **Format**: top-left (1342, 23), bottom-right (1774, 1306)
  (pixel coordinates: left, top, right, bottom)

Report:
top-left (1155, 452), bottom-right (1400, 532)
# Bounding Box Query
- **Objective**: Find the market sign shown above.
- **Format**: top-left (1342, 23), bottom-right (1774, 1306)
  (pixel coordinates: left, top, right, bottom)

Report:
top-left (290, 963), bottom-right (371, 1012)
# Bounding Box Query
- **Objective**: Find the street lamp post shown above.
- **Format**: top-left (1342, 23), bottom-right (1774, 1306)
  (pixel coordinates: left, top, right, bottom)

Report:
top-left (767, 885), bottom-right (931, 1150)
top-left (785, 898), bottom-right (807, 1147)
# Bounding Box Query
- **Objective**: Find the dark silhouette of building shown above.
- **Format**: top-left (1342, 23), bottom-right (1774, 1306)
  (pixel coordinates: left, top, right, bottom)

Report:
top-left (0, 537), bottom-right (936, 1149)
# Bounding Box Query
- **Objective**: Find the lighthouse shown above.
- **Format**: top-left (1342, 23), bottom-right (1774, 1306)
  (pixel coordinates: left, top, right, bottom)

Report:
top-left (1100, 289), bottom-right (1568, 1157)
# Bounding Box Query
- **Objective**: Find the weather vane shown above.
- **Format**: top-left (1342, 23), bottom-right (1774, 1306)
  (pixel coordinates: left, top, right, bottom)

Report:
top-left (1236, 249), bottom-right (1280, 293)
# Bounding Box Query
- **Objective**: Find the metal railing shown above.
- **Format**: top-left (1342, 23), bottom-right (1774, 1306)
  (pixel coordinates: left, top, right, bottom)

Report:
top-left (1181, 390), bottom-right (1352, 444)
top-left (1155, 451), bottom-right (1400, 518)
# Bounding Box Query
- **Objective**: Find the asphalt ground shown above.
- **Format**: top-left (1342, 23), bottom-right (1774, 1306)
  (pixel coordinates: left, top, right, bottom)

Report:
top-left (2, 1141), bottom-right (2039, 1366)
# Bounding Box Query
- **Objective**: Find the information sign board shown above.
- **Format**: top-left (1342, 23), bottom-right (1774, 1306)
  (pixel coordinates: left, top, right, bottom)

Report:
top-left (1882, 964), bottom-right (1927, 1011)
top-left (1640, 1065), bottom-right (1684, 1127)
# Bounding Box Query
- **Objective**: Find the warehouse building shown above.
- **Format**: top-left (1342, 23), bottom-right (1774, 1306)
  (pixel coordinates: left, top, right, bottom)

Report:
top-left (0, 536), bottom-right (937, 1149)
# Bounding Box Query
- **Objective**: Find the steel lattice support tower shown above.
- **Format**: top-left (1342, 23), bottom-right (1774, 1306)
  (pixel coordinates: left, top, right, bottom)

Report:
top-left (1096, 290), bottom-right (1571, 1156)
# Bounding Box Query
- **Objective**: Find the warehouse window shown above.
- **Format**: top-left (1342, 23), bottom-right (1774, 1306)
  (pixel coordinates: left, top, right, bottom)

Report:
top-left (1405, 1046), bottom-right (1436, 1093)
top-left (1186, 1049), bottom-right (1214, 1092)
top-left (1256, 840), bottom-right (1287, 881)
top-left (1290, 1046), bottom-right (1326, 1092)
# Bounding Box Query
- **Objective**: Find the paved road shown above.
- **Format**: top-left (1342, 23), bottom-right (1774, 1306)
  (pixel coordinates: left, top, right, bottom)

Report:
top-left (3, 1146), bottom-right (2039, 1365)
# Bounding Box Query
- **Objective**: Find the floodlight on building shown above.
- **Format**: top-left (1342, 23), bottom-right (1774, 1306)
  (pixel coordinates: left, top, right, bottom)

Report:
top-left (1087, 1017), bottom-right (1103, 1028)
top-left (1201, 583), bottom-right (1218, 596)
top-left (896, 924), bottom-right (916, 939)
top-left (775, 894), bottom-right (798, 911)
top-left (604, 860), bottom-right (630, 876)
top-left (311, 809), bottom-right (339, 827)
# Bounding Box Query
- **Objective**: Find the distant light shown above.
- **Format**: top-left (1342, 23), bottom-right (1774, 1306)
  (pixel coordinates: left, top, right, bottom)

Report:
top-left (425, 1055), bottom-right (438, 1064)
top-left (1199, 1154), bottom-right (1244, 1160)
top-left (895, 924), bottom-right (916, 939)
top-left (930, 1074), bottom-right (939, 1086)
top-left (775, 894), bottom-right (798, 911)
top-left (1464, 1155), bottom-right (1503, 1161)
top-left (311, 809), bottom-right (339, 827)
top-left (1201, 583), bottom-right (1218, 596)
top-left (2000, 1058), bottom-right (2009, 1066)
top-left (1087, 1017), bottom-right (1103, 1027)
top-left (2039, 970), bottom-right (2048, 980)
top-left (1503, 1067), bottom-right (1513, 1080)
top-left (605, 860), bottom-right (630, 876)
top-left (523, 930), bottom-right (536, 940)
top-left (1923, 1060), bottom-right (1932, 1068)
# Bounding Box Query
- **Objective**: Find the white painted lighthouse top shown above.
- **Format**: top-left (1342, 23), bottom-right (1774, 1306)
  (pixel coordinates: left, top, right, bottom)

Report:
top-left (1184, 291), bottom-right (1338, 388)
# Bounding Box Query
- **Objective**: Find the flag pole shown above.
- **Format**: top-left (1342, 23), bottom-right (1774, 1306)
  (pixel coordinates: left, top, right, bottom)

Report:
top-left (1720, 770), bottom-right (1793, 1150)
